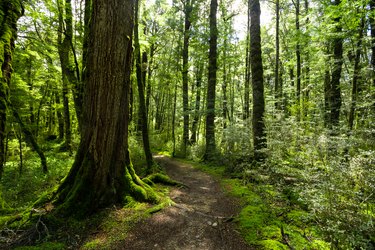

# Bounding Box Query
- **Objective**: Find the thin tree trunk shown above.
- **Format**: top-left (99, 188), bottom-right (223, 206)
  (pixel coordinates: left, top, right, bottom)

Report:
top-left (134, 0), bottom-right (154, 172)
top-left (303, 0), bottom-right (310, 118)
top-left (182, 0), bottom-right (194, 156)
top-left (57, 0), bottom-right (72, 151)
top-left (295, 0), bottom-right (301, 121)
top-left (172, 82), bottom-right (178, 157)
top-left (190, 63), bottom-right (203, 144)
top-left (275, 0), bottom-right (281, 110)
top-left (250, 0), bottom-right (266, 160)
top-left (11, 105), bottom-right (48, 173)
top-left (370, 0), bottom-right (375, 113)
top-left (16, 126), bottom-right (23, 175)
top-left (205, 0), bottom-right (218, 161)
top-left (348, 17), bottom-right (364, 130)
top-left (55, 91), bottom-right (64, 139)
top-left (330, 0), bottom-right (343, 127)
top-left (244, 2), bottom-right (251, 120)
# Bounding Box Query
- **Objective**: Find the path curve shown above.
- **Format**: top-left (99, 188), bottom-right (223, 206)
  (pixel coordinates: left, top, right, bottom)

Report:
top-left (120, 155), bottom-right (253, 250)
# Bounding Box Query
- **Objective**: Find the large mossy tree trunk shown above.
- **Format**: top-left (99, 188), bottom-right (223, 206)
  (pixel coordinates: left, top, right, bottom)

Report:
top-left (250, 0), bottom-right (266, 160)
top-left (0, 0), bottom-right (23, 178)
top-left (204, 0), bottom-right (218, 161)
top-left (54, 0), bottom-right (157, 216)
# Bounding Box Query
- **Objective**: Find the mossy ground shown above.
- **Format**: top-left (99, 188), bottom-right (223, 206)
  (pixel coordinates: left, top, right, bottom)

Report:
top-left (175, 157), bottom-right (331, 250)
top-left (0, 140), bottom-right (174, 249)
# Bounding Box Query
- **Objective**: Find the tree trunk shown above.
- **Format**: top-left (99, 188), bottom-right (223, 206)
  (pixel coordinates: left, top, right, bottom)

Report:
top-left (53, 0), bottom-right (157, 216)
top-left (182, 0), bottom-right (193, 156)
top-left (330, 0), bottom-right (343, 127)
top-left (348, 17), bottom-right (364, 130)
top-left (0, 0), bottom-right (23, 179)
top-left (302, 0), bottom-right (310, 118)
top-left (205, 0), bottom-right (218, 161)
top-left (244, 1), bottom-right (251, 120)
top-left (275, 0), bottom-right (281, 110)
top-left (295, 0), bottom-right (301, 121)
top-left (134, 0), bottom-right (154, 172)
top-left (190, 63), bottom-right (203, 144)
top-left (370, 0), bottom-right (375, 113)
top-left (55, 91), bottom-right (64, 140)
top-left (250, 0), bottom-right (266, 160)
top-left (11, 105), bottom-right (48, 173)
top-left (57, 0), bottom-right (72, 151)
top-left (324, 68), bottom-right (331, 127)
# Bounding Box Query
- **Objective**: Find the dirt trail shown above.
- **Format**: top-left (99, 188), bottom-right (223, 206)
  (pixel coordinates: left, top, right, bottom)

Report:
top-left (120, 155), bottom-right (253, 250)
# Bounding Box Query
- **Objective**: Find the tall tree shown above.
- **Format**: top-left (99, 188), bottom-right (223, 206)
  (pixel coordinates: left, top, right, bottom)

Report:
top-left (348, 16), bottom-right (364, 130)
top-left (57, 0), bottom-right (73, 151)
top-left (205, 0), bottom-right (218, 161)
top-left (295, 0), bottom-right (301, 121)
top-left (134, 0), bottom-right (154, 172)
top-left (182, 0), bottom-right (194, 156)
top-left (275, 0), bottom-right (281, 110)
top-left (0, 0), bottom-right (23, 178)
top-left (54, 0), bottom-right (157, 215)
top-left (370, 0), bottom-right (375, 113)
top-left (250, 0), bottom-right (266, 160)
top-left (244, 0), bottom-right (251, 120)
top-left (329, 0), bottom-right (343, 127)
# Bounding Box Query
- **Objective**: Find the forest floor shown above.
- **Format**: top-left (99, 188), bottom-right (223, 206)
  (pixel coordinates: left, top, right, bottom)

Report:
top-left (117, 155), bottom-right (253, 250)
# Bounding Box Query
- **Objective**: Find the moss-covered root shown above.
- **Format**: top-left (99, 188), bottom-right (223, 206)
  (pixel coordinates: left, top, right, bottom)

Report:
top-left (142, 173), bottom-right (185, 187)
top-left (125, 164), bottom-right (160, 204)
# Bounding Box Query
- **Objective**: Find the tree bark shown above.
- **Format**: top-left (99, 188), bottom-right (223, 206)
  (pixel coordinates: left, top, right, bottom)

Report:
top-left (250, 0), bottom-right (266, 160)
top-left (182, 0), bottom-right (193, 156)
top-left (190, 63), bottom-right (203, 144)
top-left (205, 0), bottom-right (218, 161)
top-left (0, 0), bottom-right (23, 179)
top-left (370, 0), bottom-right (375, 113)
top-left (134, 0), bottom-right (154, 172)
top-left (244, 0), bottom-right (251, 120)
top-left (330, 0), bottom-right (343, 127)
top-left (54, 0), bottom-right (157, 216)
top-left (275, 0), bottom-right (281, 110)
top-left (295, 0), bottom-right (301, 121)
top-left (57, 0), bottom-right (72, 151)
top-left (348, 17), bottom-right (364, 130)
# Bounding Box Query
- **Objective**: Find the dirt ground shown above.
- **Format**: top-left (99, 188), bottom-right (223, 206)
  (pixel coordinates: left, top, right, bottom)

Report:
top-left (118, 155), bottom-right (253, 250)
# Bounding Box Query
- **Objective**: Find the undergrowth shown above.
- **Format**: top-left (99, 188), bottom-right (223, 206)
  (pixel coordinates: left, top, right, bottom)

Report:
top-left (175, 157), bottom-right (331, 249)
top-left (0, 135), bottom-right (174, 249)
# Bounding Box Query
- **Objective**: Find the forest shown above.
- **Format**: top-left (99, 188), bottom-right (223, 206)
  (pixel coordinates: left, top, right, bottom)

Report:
top-left (0, 0), bottom-right (374, 249)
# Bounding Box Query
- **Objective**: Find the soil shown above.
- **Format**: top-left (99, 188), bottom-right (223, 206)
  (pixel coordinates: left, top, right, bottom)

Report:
top-left (118, 155), bottom-right (254, 250)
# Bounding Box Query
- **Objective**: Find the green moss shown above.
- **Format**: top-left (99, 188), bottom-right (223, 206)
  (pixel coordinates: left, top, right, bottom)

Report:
top-left (311, 239), bottom-right (331, 249)
top-left (82, 239), bottom-right (103, 250)
top-left (286, 210), bottom-right (310, 227)
top-left (238, 205), bottom-right (268, 243)
top-left (142, 173), bottom-right (182, 187)
top-left (260, 240), bottom-right (289, 250)
top-left (261, 225), bottom-right (282, 241)
top-left (14, 242), bottom-right (65, 250)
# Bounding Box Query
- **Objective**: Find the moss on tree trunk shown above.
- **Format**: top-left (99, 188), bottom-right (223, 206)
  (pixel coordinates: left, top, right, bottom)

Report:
top-left (53, 0), bottom-right (158, 216)
top-left (0, 0), bottom-right (23, 178)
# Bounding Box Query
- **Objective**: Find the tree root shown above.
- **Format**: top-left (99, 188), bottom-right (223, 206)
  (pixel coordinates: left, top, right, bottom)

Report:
top-left (142, 173), bottom-right (187, 188)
